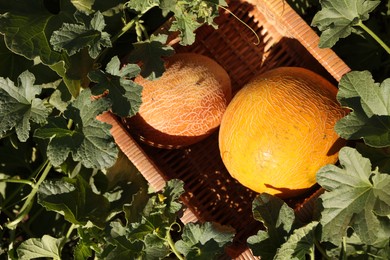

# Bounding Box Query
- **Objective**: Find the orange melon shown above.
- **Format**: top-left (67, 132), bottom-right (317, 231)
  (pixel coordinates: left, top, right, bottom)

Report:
top-left (124, 53), bottom-right (232, 148)
top-left (218, 67), bottom-right (347, 198)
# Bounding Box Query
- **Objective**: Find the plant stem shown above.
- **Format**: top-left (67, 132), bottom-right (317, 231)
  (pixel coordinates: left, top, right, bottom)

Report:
top-left (5, 160), bottom-right (52, 230)
top-left (166, 226), bottom-right (184, 260)
top-left (1, 207), bottom-right (34, 237)
top-left (111, 17), bottom-right (138, 44)
top-left (1, 173), bottom-right (36, 214)
top-left (65, 223), bottom-right (77, 240)
top-left (314, 238), bottom-right (331, 260)
top-left (0, 178), bottom-right (34, 186)
top-left (358, 20), bottom-right (390, 55)
top-left (67, 118), bottom-right (74, 130)
top-left (310, 244), bottom-right (315, 260)
top-left (341, 236), bottom-right (347, 260)
top-left (57, 223), bottom-right (78, 251)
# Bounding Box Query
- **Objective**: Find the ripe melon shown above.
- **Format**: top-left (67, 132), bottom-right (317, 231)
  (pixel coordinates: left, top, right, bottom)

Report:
top-left (124, 53), bottom-right (232, 148)
top-left (218, 67), bottom-right (347, 198)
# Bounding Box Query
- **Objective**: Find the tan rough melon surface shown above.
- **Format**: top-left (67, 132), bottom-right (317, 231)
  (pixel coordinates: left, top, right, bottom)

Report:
top-left (219, 67), bottom-right (347, 198)
top-left (125, 53), bottom-right (232, 148)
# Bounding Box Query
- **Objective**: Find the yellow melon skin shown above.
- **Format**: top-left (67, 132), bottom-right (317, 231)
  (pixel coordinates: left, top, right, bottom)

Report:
top-left (125, 53), bottom-right (232, 148)
top-left (218, 67), bottom-right (347, 198)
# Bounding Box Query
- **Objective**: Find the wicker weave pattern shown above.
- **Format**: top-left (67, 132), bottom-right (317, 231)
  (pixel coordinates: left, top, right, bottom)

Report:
top-left (99, 0), bottom-right (350, 258)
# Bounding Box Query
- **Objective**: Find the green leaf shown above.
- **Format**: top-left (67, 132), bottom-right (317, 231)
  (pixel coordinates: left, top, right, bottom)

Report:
top-left (37, 176), bottom-right (111, 228)
top-left (143, 233), bottom-right (170, 259)
top-left (311, 0), bottom-right (380, 48)
top-left (170, 12), bottom-right (199, 46)
top-left (0, 0), bottom-right (76, 65)
top-left (75, 226), bottom-right (106, 258)
top-left (16, 235), bottom-right (65, 260)
top-left (340, 231), bottom-right (390, 259)
top-left (317, 147), bottom-right (390, 246)
top-left (71, 0), bottom-right (95, 14)
top-left (247, 193), bottom-right (296, 259)
top-left (89, 56), bottom-right (142, 117)
top-left (34, 89), bottom-right (117, 169)
top-left (49, 48), bottom-right (95, 98)
top-left (34, 116), bottom-right (77, 166)
top-left (50, 11), bottom-right (112, 59)
top-left (161, 178), bottom-right (186, 215)
top-left (103, 179), bottom-right (142, 219)
top-left (118, 180), bottom-right (184, 254)
top-left (120, 179), bottom-right (187, 258)
top-left (127, 34), bottom-right (174, 80)
top-left (274, 222), bottom-right (319, 260)
top-left (106, 151), bottom-right (146, 187)
top-left (125, 0), bottom-right (160, 15)
top-left (122, 187), bottom-right (149, 224)
top-left (74, 241), bottom-right (93, 260)
top-left (50, 61), bottom-right (81, 98)
top-left (48, 85), bottom-right (73, 113)
top-left (160, 0), bottom-right (227, 45)
top-left (335, 71), bottom-right (390, 147)
top-left (0, 0), bottom-right (95, 98)
top-left (0, 35), bottom-right (34, 81)
top-left (175, 222), bottom-right (234, 259)
top-left (0, 71), bottom-right (51, 142)
top-left (129, 214), bottom-right (167, 242)
top-left (107, 151), bottom-right (149, 223)
top-left (103, 221), bottom-right (144, 259)
top-left (159, 0), bottom-right (177, 16)
top-left (337, 71), bottom-right (389, 116)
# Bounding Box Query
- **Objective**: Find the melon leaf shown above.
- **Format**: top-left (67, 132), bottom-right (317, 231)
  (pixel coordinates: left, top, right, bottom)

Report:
top-left (50, 11), bottom-right (112, 59)
top-left (163, 0), bottom-right (227, 45)
top-left (88, 56), bottom-right (142, 117)
top-left (311, 0), bottom-right (380, 48)
top-left (125, 0), bottom-right (160, 15)
top-left (16, 235), bottom-right (65, 260)
top-left (126, 0), bottom-right (228, 45)
top-left (247, 193), bottom-right (297, 259)
top-left (335, 70), bottom-right (390, 147)
top-left (49, 49), bottom-right (95, 98)
top-left (34, 89), bottom-right (117, 169)
top-left (73, 227), bottom-right (105, 259)
top-left (0, 0), bottom-right (76, 65)
top-left (37, 169), bottom-right (142, 229)
top-left (274, 221), bottom-right (319, 260)
top-left (0, 37), bottom-right (34, 81)
top-left (175, 222), bottom-right (235, 259)
top-left (127, 34), bottom-right (174, 80)
top-left (70, 0), bottom-right (95, 14)
top-left (170, 12), bottom-right (200, 46)
top-left (98, 221), bottom-right (145, 259)
top-left (37, 176), bottom-right (111, 229)
top-left (317, 147), bottom-right (390, 247)
top-left (0, 71), bottom-right (51, 142)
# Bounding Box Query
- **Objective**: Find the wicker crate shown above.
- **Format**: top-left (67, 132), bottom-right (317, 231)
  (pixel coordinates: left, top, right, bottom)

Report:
top-left (99, 0), bottom-right (350, 258)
